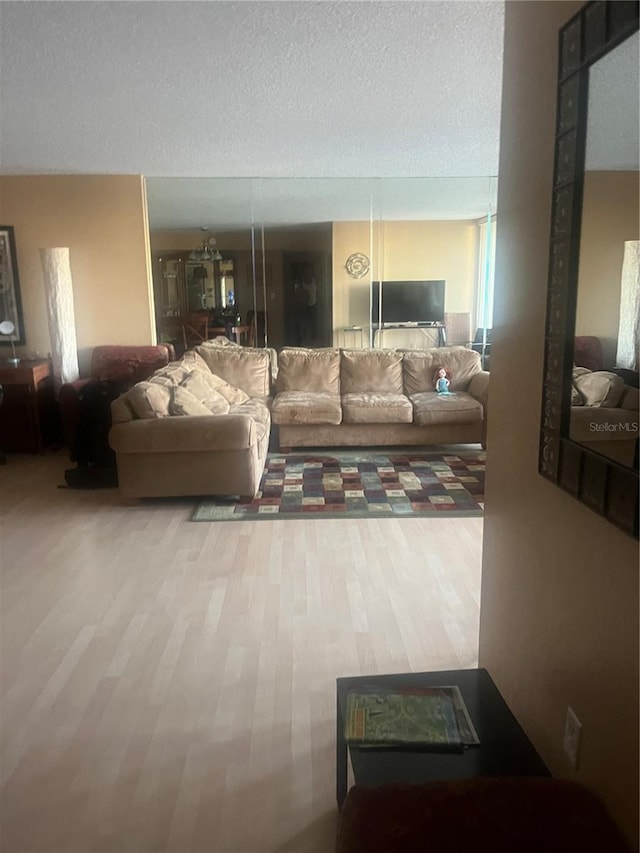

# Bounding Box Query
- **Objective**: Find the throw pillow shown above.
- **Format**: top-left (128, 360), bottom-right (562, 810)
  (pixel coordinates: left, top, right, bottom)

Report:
top-left (207, 371), bottom-right (250, 405)
top-left (180, 371), bottom-right (231, 414)
top-left (572, 370), bottom-right (625, 408)
top-left (571, 366), bottom-right (592, 406)
top-left (193, 345), bottom-right (272, 397)
top-left (149, 351), bottom-right (210, 387)
top-left (128, 381), bottom-right (172, 419)
top-left (168, 385), bottom-right (213, 417)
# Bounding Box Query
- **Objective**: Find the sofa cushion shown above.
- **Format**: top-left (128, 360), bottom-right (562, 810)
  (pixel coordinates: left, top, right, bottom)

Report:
top-left (570, 406), bottom-right (640, 443)
top-left (151, 354), bottom-right (249, 405)
top-left (229, 398), bottom-right (271, 429)
top-left (111, 393), bottom-right (135, 424)
top-left (203, 372), bottom-right (250, 405)
top-left (276, 348), bottom-right (341, 394)
top-left (168, 386), bottom-right (213, 417)
top-left (341, 350), bottom-right (404, 394)
top-left (571, 367), bottom-right (591, 405)
top-left (411, 391), bottom-right (483, 426)
top-left (194, 343), bottom-right (272, 397)
top-left (149, 350), bottom-right (210, 387)
top-left (180, 371), bottom-right (231, 415)
top-left (403, 347), bottom-right (482, 394)
top-left (342, 392), bottom-right (413, 424)
top-left (272, 391), bottom-right (342, 425)
top-left (127, 381), bottom-right (172, 419)
top-left (228, 399), bottom-right (271, 442)
top-left (572, 370), bottom-right (625, 408)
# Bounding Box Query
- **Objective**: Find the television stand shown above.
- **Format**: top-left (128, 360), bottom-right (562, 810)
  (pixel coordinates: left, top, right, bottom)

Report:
top-left (374, 323), bottom-right (446, 347)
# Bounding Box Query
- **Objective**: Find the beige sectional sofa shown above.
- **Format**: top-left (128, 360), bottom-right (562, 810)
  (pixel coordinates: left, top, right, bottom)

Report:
top-left (109, 342), bottom-right (273, 500)
top-left (569, 367), bottom-right (639, 467)
top-left (108, 342), bottom-right (489, 500)
top-left (271, 345), bottom-right (489, 450)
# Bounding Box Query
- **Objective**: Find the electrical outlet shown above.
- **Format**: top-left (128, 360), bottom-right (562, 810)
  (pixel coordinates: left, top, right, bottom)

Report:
top-left (563, 706), bottom-right (582, 768)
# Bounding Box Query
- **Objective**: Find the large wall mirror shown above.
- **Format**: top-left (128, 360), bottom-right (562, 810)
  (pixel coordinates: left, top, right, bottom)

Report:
top-left (540, 0), bottom-right (639, 538)
top-left (145, 177), bottom-right (497, 355)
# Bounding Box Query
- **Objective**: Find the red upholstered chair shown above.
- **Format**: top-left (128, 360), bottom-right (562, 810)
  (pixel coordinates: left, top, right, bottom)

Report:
top-left (573, 336), bottom-right (604, 372)
top-left (58, 344), bottom-right (175, 450)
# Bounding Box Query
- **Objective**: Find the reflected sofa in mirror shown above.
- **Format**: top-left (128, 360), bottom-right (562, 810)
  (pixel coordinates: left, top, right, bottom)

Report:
top-left (540, 0), bottom-right (639, 538)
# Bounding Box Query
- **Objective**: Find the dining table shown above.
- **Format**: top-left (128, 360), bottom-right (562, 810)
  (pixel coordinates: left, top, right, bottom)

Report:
top-left (208, 325), bottom-right (251, 345)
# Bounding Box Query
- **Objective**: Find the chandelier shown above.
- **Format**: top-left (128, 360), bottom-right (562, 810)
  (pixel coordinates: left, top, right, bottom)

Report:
top-left (189, 228), bottom-right (222, 262)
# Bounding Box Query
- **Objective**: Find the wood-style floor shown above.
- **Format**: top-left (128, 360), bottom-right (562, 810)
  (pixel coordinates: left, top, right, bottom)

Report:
top-left (1, 451), bottom-right (483, 853)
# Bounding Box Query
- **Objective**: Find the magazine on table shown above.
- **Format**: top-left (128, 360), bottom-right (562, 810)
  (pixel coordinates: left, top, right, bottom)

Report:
top-left (344, 683), bottom-right (480, 750)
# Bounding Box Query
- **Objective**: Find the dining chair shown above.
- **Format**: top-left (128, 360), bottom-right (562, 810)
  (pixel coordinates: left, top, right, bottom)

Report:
top-left (247, 315), bottom-right (256, 348)
top-left (181, 312), bottom-right (209, 350)
top-left (246, 310), bottom-right (265, 347)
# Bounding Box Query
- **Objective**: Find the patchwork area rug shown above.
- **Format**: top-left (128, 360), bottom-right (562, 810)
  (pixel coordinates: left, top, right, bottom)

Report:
top-left (192, 449), bottom-right (485, 522)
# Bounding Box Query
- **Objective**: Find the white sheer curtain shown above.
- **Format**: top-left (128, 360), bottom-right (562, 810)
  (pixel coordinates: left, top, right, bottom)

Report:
top-left (616, 240), bottom-right (640, 370)
top-left (475, 216), bottom-right (496, 331)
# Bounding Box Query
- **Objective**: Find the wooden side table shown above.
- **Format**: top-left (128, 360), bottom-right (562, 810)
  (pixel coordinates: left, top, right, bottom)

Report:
top-left (0, 359), bottom-right (54, 453)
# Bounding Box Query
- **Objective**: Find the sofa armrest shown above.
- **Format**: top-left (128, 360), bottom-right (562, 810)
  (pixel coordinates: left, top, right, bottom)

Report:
top-left (109, 414), bottom-right (257, 454)
top-left (619, 385), bottom-right (639, 411)
top-left (570, 406), bottom-right (639, 442)
top-left (468, 370), bottom-right (490, 409)
top-left (468, 370), bottom-right (490, 449)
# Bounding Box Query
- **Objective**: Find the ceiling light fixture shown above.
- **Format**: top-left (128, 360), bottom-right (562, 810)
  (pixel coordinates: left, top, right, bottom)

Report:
top-left (189, 227), bottom-right (222, 262)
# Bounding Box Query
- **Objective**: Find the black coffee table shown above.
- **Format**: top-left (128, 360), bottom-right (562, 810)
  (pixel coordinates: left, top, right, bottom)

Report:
top-left (336, 667), bottom-right (550, 807)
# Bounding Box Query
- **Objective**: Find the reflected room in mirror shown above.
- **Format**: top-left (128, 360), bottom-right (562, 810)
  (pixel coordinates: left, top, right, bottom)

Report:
top-left (540, 2), bottom-right (639, 538)
top-left (146, 176), bottom-right (498, 354)
top-left (571, 30), bottom-right (639, 470)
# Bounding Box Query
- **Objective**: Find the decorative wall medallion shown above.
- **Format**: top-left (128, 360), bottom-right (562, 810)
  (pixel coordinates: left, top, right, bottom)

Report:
top-left (345, 252), bottom-right (370, 279)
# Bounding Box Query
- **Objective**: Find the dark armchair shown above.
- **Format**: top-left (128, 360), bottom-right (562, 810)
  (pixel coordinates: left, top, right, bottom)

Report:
top-left (58, 343), bottom-right (175, 450)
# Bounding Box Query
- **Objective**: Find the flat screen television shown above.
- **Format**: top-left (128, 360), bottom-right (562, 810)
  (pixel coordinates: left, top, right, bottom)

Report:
top-left (371, 280), bottom-right (446, 326)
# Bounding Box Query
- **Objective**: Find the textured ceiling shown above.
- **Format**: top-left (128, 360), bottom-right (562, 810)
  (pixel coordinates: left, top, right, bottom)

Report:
top-left (2, 1), bottom-right (634, 229)
top-left (585, 32), bottom-right (639, 171)
top-left (0, 0), bottom-right (505, 178)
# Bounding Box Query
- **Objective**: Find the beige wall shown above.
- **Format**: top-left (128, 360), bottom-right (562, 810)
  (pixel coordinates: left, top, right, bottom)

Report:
top-left (479, 2), bottom-right (639, 848)
top-left (576, 171), bottom-right (640, 367)
top-left (0, 175), bottom-right (154, 373)
top-left (332, 219), bottom-right (478, 345)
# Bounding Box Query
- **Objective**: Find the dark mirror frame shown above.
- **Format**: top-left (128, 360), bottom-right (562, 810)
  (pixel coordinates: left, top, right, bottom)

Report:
top-left (539, 0), bottom-right (639, 538)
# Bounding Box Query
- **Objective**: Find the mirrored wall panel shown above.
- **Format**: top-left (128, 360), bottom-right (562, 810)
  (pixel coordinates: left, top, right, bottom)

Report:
top-left (571, 32), bottom-right (639, 470)
top-left (145, 177), bottom-right (498, 355)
